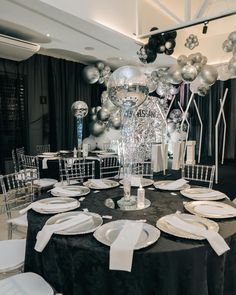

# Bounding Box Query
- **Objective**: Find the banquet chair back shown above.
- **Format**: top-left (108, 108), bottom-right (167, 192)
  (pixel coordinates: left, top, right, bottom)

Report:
top-left (131, 161), bottom-right (153, 179)
top-left (36, 144), bottom-right (51, 154)
top-left (0, 170), bottom-right (34, 239)
top-left (99, 155), bottom-right (120, 179)
top-left (15, 147), bottom-right (25, 171)
top-left (181, 164), bottom-right (215, 188)
top-left (20, 154), bottom-right (40, 179)
top-left (59, 157), bottom-right (95, 184)
top-left (12, 149), bottom-right (18, 172)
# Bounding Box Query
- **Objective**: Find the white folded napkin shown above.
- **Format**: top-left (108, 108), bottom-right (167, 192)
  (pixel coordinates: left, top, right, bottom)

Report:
top-left (194, 204), bottom-right (236, 216)
top-left (51, 187), bottom-right (81, 197)
top-left (34, 179), bottom-right (57, 187)
top-left (90, 179), bottom-right (110, 189)
top-left (166, 215), bottom-right (230, 256)
top-left (42, 158), bottom-right (48, 169)
top-left (130, 176), bottom-right (142, 186)
top-left (159, 179), bottom-right (188, 190)
top-left (184, 190), bottom-right (223, 199)
top-left (109, 221), bottom-right (143, 272)
top-left (34, 213), bottom-right (93, 252)
top-left (19, 198), bottom-right (78, 215)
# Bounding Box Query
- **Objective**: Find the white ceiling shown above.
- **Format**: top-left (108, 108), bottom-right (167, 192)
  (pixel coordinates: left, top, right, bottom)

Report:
top-left (0, 0), bottom-right (235, 68)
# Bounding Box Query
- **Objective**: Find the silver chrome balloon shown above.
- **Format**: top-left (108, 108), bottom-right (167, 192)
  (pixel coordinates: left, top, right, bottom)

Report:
top-left (97, 108), bottom-right (111, 121)
top-left (82, 65), bottom-right (100, 84)
top-left (199, 65), bottom-right (218, 85)
top-left (181, 64), bottom-right (198, 82)
top-left (89, 121), bottom-right (106, 136)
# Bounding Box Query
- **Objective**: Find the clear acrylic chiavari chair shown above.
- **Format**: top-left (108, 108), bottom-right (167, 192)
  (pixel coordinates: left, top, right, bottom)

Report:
top-left (181, 164), bottom-right (216, 188)
top-left (98, 155), bottom-right (120, 179)
top-left (131, 161), bottom-right (153, 179)
top-left (59, 157), bottom-right (95, 185)
top-left (36, 144), bottom-right (51, 154)
top-left (0, 169), bottom-right (35, 239)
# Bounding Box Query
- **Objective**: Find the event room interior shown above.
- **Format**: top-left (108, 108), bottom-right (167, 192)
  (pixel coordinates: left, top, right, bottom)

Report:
top-left (0, 1), bottom-right (236, 295)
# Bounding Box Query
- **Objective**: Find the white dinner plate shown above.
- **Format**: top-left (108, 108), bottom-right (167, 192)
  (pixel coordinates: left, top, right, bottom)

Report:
top-left (119, 178), bottom-right (154, 188)
top-left (46, 211), bottom-right (103, 235)
top-left (93, 220), bottom-right (160, 249)
top-left (184, 201), bottom-right (236, 219)
top-left (156, 213), bottom-right (219, 240)
top-left (51, 185), bottom-right (90, 197)
top-left (32, 197), bottom-right (80, 214)
top-left (83, 179), bottom-right (119, 190)
top-left (180, 187), bottom-right (227, 201)
top-left (153, 180), bottom-right (190, 191)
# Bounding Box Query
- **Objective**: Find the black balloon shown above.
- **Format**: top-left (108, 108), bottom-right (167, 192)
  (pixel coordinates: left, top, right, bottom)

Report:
top-left (148, 37), bottom-right (159, 49)
top-left (165, 48), bottom-right (174, 55)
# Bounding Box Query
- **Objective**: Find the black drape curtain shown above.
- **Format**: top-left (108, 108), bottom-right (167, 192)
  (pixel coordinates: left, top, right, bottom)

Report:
top-left (0, 54), bottom-right (102, 171)
top-left (178, 79), bottom-right (236, 162)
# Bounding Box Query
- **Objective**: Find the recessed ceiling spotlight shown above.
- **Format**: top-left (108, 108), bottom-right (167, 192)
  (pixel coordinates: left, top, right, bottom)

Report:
top-left (46, 33), bottom-right (50, 37)
top-left (84, 46), bottom-right (94, 51)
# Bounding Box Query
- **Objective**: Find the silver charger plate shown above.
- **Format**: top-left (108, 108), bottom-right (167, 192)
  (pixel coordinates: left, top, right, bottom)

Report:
top-left (153, 180), bottom-right (190, 191)
top-left (51, 185), bottom-right (90, 197)
top-left (83, 179), bottom-right (119, 190)
top-left (119, 178), bottom-right (154, 188)
top-left (33, 197), bottom-right (80, 214)
top-left (116, 196), bottom-right (151, 211)
top-left (156, 213), bottom-right (219, 240)
top-left (180, 187), bottom-right (227, 201)
top-left (184, 201), bottom-right (236, 219)
top-left (46, 211), bottom-right (103, 235)
top-left (93, 220), bottom-right (160, 249)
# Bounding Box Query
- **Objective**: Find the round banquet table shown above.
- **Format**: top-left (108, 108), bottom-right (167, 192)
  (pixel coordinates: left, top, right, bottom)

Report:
top-left (24, 185), bottom-right (236, 295)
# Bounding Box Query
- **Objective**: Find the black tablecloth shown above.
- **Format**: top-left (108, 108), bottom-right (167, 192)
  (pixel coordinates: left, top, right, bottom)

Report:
top-left (24, 186), bottom-right (236, 295)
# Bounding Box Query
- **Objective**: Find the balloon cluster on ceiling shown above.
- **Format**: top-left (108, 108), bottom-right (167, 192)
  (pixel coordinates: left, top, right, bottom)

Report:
top-left (137, 28), bottom-right (177, 63)
top-left (167, 52), bottom-right (218, 96)
top-left (222, 31), bottom-right (236, 76)
top-left (185, 34), bottom-right (199, 50)
top-left (82, 62), bottom-right (112, 85)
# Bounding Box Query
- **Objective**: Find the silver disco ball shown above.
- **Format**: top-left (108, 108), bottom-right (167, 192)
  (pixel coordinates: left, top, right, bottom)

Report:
top-left (107, 66), bottom-right (148, 109)
top-left (71, 101), bottom-right (88, 118)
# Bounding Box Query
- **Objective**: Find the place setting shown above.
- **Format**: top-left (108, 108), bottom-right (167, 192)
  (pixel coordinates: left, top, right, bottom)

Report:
top-left (83, 178), bottom-right (120, 190)
top-left (184, 201), bottom-right (236, 219)
top-left (50, 185), bottom-right (90, 197)
top-left (180, 187), bottom-right (228, 201)
top-left (153, 178), bottom-right (190, 191)
top-left (19, 197), bottom-right (80, 215)
top-left (34, 211), bottom-right (103, 252)
top-left (94, 219), bottom-right (160, 272)
top-left (156, 211), bottom-right (230, 256)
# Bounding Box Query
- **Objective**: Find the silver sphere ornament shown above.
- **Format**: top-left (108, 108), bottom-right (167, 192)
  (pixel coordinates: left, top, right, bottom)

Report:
top-left (71, 101), bottom-right (88, 118)
top-left (167, 65), bottom-right (183, 84)
top-left (89, 121), bottom-right (106, 136)
top-left (197, 84), bottom-right (209, 97)
top-left (97, 107), bottom-right (111, 121)
top-left (96, 61), bottom-right (105, 70)
top-left (181, 64), bottom-right (198, 82)
top-left (199, 65), bottom-right (218, 85)
top-left (110, 115), bottom-right (121, 129)
top-left (82, 65), bottom-right (100, 84)
top-left (107, 66), bottom-right (148, 109)
top-left (228, 57), bottom-right (236, 75)
top-left (177, 55), bottom-right (188, 66)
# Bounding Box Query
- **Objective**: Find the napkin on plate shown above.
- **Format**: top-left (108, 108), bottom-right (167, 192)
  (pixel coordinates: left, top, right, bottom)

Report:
top-left (33, 179), bottom-right (57, 187)
top-left (19, 199), bottom-right (78, 214)
top-left (194, 204), bottom-right (236, 216)
top-left (109, 221), bottom-right (143, 272)
top-left (90, 179), bottom-right (110, 189)
top-left (184, 190), bottom-right (223, 199)
top-left (34, 213), bottom-right (93, 252)
top-left (159, 179), bottom-right (188, 190)
top-left (51, 187), bottom-right (81, 197)
top-left (42, 158), bottom-right (48, 169)
top-left (166, 215), bottom-right (230, 256)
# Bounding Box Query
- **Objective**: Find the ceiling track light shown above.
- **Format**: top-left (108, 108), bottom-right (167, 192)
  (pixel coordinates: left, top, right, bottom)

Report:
top-left (202, 21), bottom-right (209, 34)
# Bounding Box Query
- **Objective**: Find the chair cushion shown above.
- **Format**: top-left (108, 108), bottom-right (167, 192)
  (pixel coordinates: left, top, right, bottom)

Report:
top-left (0, 272), bottom-right (54, 295)
top-left (0, 239), bottom-right (26, 272)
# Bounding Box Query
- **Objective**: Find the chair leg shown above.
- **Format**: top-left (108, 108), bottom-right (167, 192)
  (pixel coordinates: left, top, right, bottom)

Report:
top-left (8, 223), bottom-right (13, 240)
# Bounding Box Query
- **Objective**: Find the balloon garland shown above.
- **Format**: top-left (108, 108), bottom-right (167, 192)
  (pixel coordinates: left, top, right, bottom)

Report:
top-left (137, 28), bottom-right (177, 64)
top-left (222, 31), bottom-right (236, 76)
top-left (185, 34), bottom-right (199, 50)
